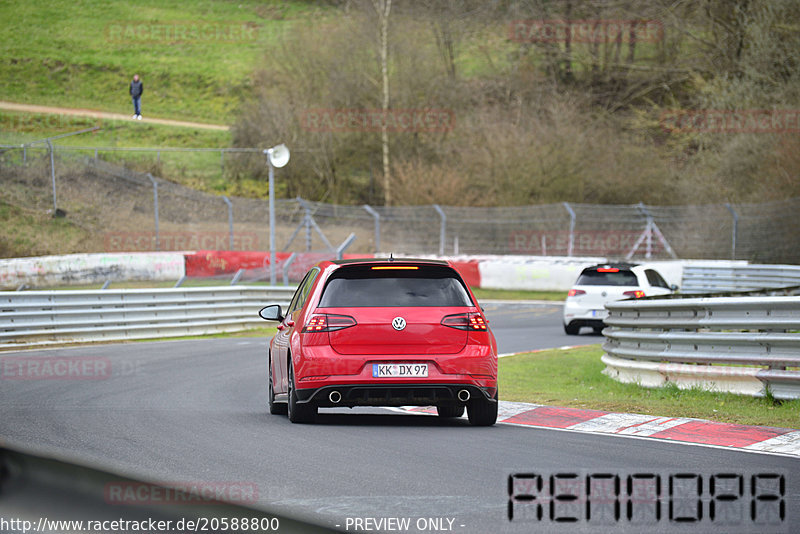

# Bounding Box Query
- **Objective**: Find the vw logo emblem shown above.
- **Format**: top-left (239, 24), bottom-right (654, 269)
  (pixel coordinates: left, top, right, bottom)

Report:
top-left (392, 317), bottom-right (406, 331)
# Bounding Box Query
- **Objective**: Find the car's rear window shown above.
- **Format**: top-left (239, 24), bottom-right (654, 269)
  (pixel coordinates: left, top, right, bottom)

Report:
top-left (318, 264), bottom-right (473, 307)
top-left (576, 269), bottom-right (639, 287)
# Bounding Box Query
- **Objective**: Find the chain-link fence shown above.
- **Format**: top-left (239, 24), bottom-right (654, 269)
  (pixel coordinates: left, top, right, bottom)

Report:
top-left (1, 146), bottom-right (799, 264)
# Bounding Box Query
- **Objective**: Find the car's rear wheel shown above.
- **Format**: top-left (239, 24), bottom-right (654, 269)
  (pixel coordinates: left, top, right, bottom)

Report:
top-left (287, 360), bottom-right (316, 424)
top-left (436, 404), bottom-right (465, 418)
top-left (268, 353), bottom-right (286, 415)
top-left (564, 322), bottom-right (580, 335)
top-left (467, 391), bottom-right (498, 426)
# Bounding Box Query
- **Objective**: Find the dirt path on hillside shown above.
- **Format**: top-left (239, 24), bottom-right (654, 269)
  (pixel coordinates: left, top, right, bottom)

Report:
top-left (0, 101), bottom-right (229, 131)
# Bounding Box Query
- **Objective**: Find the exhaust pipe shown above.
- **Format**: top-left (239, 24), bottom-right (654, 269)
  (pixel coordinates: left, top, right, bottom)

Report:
top-left (329, 390), bottom-right (342, 404)
top-left (457, 389), bottom-right (471, 402)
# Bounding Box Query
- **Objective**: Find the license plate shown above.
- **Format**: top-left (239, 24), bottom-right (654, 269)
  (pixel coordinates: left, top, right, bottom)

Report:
top-left (372, 363), bottom-right (428, 378)
top-left (591, 309), bottom-right (607, 317)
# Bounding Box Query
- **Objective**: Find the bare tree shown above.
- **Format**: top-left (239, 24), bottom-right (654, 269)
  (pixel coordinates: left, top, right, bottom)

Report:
top-left (372, 0), bottom-right (392, 205)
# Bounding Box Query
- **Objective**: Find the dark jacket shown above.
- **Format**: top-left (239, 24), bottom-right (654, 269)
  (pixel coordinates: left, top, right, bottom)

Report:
top-left (129, 80), bottom-right (143, 98)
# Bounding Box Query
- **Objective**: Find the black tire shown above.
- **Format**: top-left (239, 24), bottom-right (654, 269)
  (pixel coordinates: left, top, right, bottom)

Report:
top-left (467, 390), bottom-right (498, 426)
top-left (593, 326), bottom-right (604, 335)
top-left (268, 353), bottom-right (287, 415)
top-left (564, 322), bottom-right (581, 335)
top-left (287, 361), bottom-right (316, 424)
top-left (436, 404), bottom-right (465, 418)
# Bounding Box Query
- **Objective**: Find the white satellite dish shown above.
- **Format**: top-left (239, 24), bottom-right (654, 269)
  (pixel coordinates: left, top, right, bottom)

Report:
top-left (265, 144), bottom-right (290, 168)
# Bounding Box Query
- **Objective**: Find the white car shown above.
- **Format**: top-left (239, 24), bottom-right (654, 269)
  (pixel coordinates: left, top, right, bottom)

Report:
top-left (563, 263), bottom-right (677, 335)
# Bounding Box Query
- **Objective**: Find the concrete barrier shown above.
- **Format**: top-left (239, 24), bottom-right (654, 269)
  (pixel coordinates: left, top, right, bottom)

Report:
top-left (0, 253), bottom-right (185, 289)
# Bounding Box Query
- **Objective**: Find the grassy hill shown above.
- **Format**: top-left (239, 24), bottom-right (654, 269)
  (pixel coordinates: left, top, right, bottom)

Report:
top-left (0, 0), bottom-right (324, 124)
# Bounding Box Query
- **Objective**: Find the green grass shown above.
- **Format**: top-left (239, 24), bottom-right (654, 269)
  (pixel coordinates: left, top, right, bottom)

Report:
top-left (472, 288), bottom-right (565, 301)
top-left (0, 109), bottom-right (239, 193)
top-left (500, 345), bottom-right (800, 429)
top-left (134, 326), bottom-right (276, 343)
top-left (0, 197), bottom-right (89, 259)
top-left (0, 1), bottom-right (326, 124)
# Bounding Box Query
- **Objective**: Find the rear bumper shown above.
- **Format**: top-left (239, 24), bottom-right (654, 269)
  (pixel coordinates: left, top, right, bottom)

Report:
top-left (296, 383), bottom-right (497, 407)
top-left (564, 318), bottom-right (605, 330)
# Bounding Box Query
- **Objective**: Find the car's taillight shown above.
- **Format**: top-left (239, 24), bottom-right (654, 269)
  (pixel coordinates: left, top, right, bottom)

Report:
top-left (567, 289), bottom-right (586, 297)
top-left (441, 312), bottom-right (487, 331)
top-left (623, 290), bottom-right (646, 299)
top-left (302, 314), bottom-right (357, 332)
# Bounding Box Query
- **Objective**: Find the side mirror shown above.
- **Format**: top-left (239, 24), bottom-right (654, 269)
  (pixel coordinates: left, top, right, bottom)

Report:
top-left (670, 284), bottom-right (679, 292)
top-left (259, 304), bottom-right (284, 322)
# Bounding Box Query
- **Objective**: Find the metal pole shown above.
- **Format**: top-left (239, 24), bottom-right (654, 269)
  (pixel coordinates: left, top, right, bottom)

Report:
top-left (268, 160), bottom-right (276, 285)
top-left (336, 233), bottom-right (357, 260)
top-left (363, 204), bottom-right (381, 253)
top-left (433, 204), bottom-right (446, 256)
top-left (563, 202), bottom-right (576, 257)
top-left (725, 203), bottom-right (738, 260)
top-left (638, 202), bottom-right (652, 259)
top-left (146, 173), bottom-right (160, 251)
top-left (46, 139), bottom-right (57, 214)
top-left (222, 196), bottom-right (234, 250)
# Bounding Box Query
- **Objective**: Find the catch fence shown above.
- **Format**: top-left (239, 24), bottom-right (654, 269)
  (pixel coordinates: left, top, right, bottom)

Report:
top-left (1, 146), bottom-right (799, 264)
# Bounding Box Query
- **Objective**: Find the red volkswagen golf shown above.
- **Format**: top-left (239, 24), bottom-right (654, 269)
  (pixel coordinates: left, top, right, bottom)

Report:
top-left (258, 258), bottom-right (498, 425)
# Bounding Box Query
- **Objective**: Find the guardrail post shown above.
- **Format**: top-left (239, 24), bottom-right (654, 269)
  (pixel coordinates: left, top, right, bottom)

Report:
top-left (725, 203), bottom-right (738, 260)
top-left (433, 204), bottom-right (446, 256)
top-left (222, 196), bottom-right (234, 250)
top-left (146, 173), bottom-right (160, 251)
top-left (282, 252), bottom-right (297, 286)
top-left (562, 202), bottom-right (575, 257)
top-left (363, 204), bottom-right (381, 253)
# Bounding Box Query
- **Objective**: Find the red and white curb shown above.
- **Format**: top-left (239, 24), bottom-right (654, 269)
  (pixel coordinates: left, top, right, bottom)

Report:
top-left (402, 401), bottom-right (800, 457)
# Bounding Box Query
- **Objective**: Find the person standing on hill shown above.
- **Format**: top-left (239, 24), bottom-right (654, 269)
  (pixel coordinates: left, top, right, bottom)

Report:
top-left (129, 74), bottom-right (143, 120)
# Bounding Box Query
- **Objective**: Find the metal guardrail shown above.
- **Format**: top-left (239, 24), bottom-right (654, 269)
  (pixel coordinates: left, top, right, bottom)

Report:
top-left (0, 444), bottom-right (332, 533)
top-left (602, 296), bottom-right (800, 399)
top-left (0, 286), bottom-right (295, 349)
top-left (682, 264), bottom-right (800, 293)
